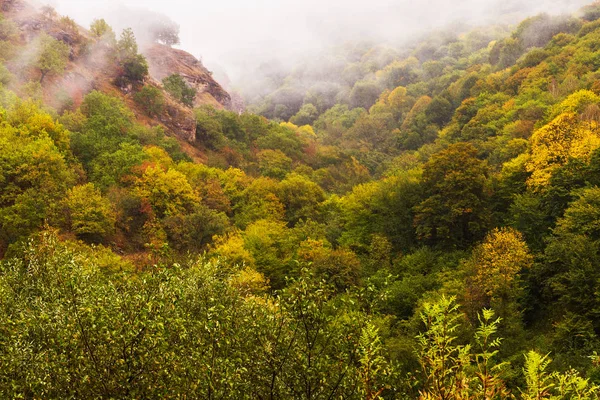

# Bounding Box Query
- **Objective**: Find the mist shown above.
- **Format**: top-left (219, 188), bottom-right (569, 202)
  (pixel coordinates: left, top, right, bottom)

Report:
top-left (46, 0), bottom-right (593, 85)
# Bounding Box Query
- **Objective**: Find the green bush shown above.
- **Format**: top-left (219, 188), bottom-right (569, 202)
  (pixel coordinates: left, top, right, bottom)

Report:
top-left (162, 73), bottom-right (196, 107)
top-left (134, 85), bottom-right (165, 117)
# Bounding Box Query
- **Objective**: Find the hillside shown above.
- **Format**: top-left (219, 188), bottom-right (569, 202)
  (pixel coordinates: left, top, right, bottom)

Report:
top-left (2, 0), bottom-right (600, 398)
top-left (0, 0), bottom-right (229, 156)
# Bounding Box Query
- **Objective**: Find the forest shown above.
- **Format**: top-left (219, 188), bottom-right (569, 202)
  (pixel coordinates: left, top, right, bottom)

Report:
top-left (2, 0), bottom-right (600, 398)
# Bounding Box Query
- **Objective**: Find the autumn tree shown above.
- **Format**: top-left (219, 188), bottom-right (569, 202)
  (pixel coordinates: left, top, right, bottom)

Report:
top-left (64, 183), bottom-right (116, 242)
top-left (465, 228), bottom-right (532, 309)
top-left (134, 165), bottom-right (199, 219)
top-left (463, 227), bottom-right (532, 348)
top-left (0, 103), bottom-right (74, 248)
top-left (526, 113), bottom-right (600, 189)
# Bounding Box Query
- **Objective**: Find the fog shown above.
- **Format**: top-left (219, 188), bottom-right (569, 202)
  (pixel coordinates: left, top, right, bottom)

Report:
top-left (46, 0), bottom-right (593, 84)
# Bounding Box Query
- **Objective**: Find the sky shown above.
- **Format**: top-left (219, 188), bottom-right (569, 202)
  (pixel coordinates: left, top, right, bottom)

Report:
top-left (47, 0), bottom-right (593, 81)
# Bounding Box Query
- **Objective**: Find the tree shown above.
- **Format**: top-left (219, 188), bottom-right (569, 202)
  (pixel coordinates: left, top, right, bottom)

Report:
top-left (194, 106), bottom-right (225, 149)
top-left (134, 166), bottom-right (199, 219)
top-left (298, 240), bottom-right (361, 291)
top-left (350, 80), bottom-right (381, 109)
top-left (340, 170), bottom-right (422, 252)
top-left (257, 149), bottom-right (292, 179)
top-left (425, 96), bottom-right (453, 126)
top-left (115, 28), bottom-right (148, 84)
top-left (0, 138), bottom-right (67, 244)
top-left (526, 113), bottom-right (600, 189)
top-left (555, 187), bottom-right (600, 240)
top-left (122, 54), bottom-right (148, 84)
top-left (579, 1), bottom-right (600, 21)
top-left (278, 173), bottom-right (326, 226)
top-left (414, 143), bottom-right (490, 248)
top-left (64, 183), bottom-right (116, 242)
top-left (89, 142), bottom-right (147, 189)
top-left (149, 18), bottom-right (180, 46)
top-left (90, 18), bottom-right (116, 43)
top-left (134, 86), bottom-right (165, 117)
top-left (290, 103), bottom-right (318, 126)
top-left (465, 228), bottom-right (532, 309)
top-left (36, 33), bottom-right (70, 83)
top-left (463, 228), bottom-right (532, 347)
top-left (0, 13), bottom-right (18, 42)
top-left (116, 28), bottom-right (138, 59)
top-left (162, 74), bottom-right (196, 107)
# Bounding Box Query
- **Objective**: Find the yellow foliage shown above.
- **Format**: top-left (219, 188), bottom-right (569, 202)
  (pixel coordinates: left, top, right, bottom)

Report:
top-left (65, 183), bottom-right (116, 239)
top-left (297, 124), bottom-right (316, 137)
top-left (134, 166), bottom-right (199, 218)
top-left (388, 86), bottom-right (408, 106)
top-left (297, 239), bottom-right (331, 262)
top-left (549, 89), bottom-right (600, 120)
top-left (5, 100), bottom-right (71, 152)
top-left (470, 227), bottom-right (533, 300)
top-left (229, 266), bottom-right (269, 295)
top-left (526, 113), bottom-right (600, 188)
top-left (279, 121), bottom-right (299, 134)
top-left (280, 121), bottom-right (316, 139)
top-left (143, 146), bottom-right (174, 169)
top-left (210, 231), bottom-right (255, 268)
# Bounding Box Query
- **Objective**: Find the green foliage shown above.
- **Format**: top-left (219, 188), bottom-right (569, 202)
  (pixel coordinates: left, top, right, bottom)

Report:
top-left (194, 106), bottom-right (226, 149)
top-left (116, 27), bottom-right (138, 59)
top-left (134, 85), bottom-right (165, 117)
top-left (278, 173), bottom-right (325, 225)
top-left (290, 103), bottom-right (319, 126)
top-left (350, 80), bottom-right (381, 109)
top-left (121, 54), bottom-right (149, 84)
top-left (257, 148), bottom-right (292, 179)
top-left (417, 296), bottom-right (471, 399)
top-left (162, 74), bottom-right (196, 107)
top-left (0, 64), bottom-right (12, 85)
top-left (90, 18), bottom-right (116, 43)
top-left (36, 33), bottom-right (70, 83)
top-left (358, 323), bottom-right (391, 399)
top-left (115, 28), bottom-right (148, 84)
top-left (414, 143), bottom-right (490, 248)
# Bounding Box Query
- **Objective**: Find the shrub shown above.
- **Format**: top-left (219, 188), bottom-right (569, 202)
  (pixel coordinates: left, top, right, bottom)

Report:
top-left (134, 85), bottom-right (165, 117)
top-left (162, 74), bottom-right (196, 107)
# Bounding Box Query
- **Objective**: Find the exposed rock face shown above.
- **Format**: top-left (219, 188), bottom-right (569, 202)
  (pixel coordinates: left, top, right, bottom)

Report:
top-left (0, 0), bottom-right (225, 159)
top-left (144, 44), bottom-right (231, 109)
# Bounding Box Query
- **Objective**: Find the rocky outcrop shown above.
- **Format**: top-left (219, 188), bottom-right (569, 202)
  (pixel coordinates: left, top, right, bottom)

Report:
top-left (144, 44), bottom-right (231, 109)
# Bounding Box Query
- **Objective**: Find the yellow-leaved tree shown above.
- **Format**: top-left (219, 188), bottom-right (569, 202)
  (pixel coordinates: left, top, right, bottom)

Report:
top-left (526, 112), bottom-right (600, 189)
top-left (463, 227), bottom-right (533, 340)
